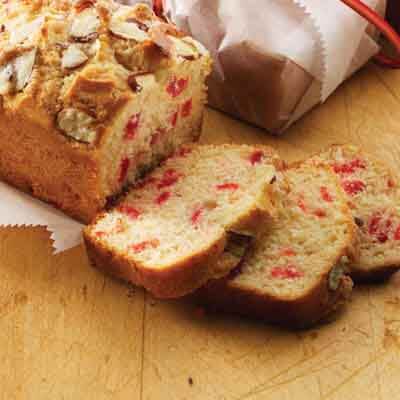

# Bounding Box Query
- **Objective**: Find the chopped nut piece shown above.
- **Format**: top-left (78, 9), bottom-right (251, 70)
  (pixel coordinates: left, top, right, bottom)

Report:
top-left (62, 44), bottom-right (89, 69)
top-left (57, 108), bottom-right (97, 143)
top-left (169, 35), bottom-right (198, 59)
top-left (182, 37), bottom-right (209, 56)
top-left (0, 64), bottom-right (13, 95)
top-left (14, 49), bottom-right (36, 91)
top-left (9, 17), bottom-right (44, 45)
top-left (70, 7), bottom-right (100, 40)
top-left (109, 20), bottom-right (149, 41)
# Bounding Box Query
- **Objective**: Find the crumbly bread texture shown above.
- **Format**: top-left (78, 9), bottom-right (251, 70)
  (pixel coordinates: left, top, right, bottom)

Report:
top-left (309, 145), bottom-right (400, 281)
top-left (0, 0), bottom-right (211, 222)
top-left (197, 163), bottom-right (357, 328)
top-left (84, 144), bottom-right (280, 298)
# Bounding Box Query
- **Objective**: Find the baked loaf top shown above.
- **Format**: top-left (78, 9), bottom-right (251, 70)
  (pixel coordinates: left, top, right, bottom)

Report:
top-left (197, 163), bottom-right (357, 328)
top-left (84, 144), bottom-right (281, 298)
top-left (310, 145), bottom-right (400, 280)
top-left (0, 0), bottom-right (208, 145)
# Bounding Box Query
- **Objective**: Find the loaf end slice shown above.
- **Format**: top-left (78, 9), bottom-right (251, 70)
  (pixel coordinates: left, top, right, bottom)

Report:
top-left (196, 163), bottom-right (357, 329)
top-left (309, 145), bottom-right (400, 282)
top-left (84, 144), bottom-right (280, 298)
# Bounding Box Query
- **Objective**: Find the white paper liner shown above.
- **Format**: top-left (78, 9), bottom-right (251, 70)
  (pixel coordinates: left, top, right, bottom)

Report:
top-left (0, 182), bottom-right (83, 253)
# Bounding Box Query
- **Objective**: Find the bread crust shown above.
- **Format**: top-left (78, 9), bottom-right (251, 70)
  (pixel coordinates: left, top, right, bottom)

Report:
top-left (195, 263), bottom-right (353, 330)
top-left (0, 100), bottom-right (104, 223)
top-left (84, 224), bottom-right (226, 298)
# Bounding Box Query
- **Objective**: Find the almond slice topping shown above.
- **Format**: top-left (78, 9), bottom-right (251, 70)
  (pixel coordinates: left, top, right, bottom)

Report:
top-left (62, 44), bottom-right (89, 69)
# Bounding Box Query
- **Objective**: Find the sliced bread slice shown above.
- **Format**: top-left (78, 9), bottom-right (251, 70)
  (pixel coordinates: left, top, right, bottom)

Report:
top-left (84, 144), bottom-right (280, 298)
top-left (309, 145), bottom-right (400, 281)
top-left (196, 163), bottom-right (357, 328)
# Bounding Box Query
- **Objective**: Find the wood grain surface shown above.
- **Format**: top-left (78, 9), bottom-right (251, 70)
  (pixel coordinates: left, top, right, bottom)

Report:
top-left (1, 64), bottom-right (399, 400)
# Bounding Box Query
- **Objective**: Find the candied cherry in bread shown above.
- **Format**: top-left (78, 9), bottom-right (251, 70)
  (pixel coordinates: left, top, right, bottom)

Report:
top-left (249, 150), bottom-right (264, 165)
top-left (320, 186), bottom-right (333, 202)
top-left (118, 158), bottom-right (130, 183)
top-left (156, 191), bottom-right (171, 205)
top-left (333, 158), bottom-right (366, 174)
top-left (124, 113), bottom-right (141, 140)
top-left (216, 183), bottom-right (239, 191)
top-left (271, 265), bottom-right (304, 279)
top-left (118, 205), bottom-right (141, 220)
top-left (131, 239), bottom-right (160, 253)
top-left (342, 180), bottom-right (366, 196)
top-left (157, 169), bottom-right (182, 189)
top-left (166, 77), bottom-right (188, 98)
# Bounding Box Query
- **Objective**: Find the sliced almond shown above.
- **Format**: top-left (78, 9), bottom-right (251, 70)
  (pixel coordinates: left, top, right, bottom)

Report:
top-left (149, 23), bottom-right (174, 55)
top-left (9, 16), bottom-right (44, 46)
top-left (109, 20), bottom-right (149, 42)
top-left (70, 7), bottom-right (100, 40)
top-left (14, 49), bottom-right (36, 91)
top-left (169, 35), bottom-right (198, 59)
top-left (0, 64), bottom-right (14, 95)
top-left (62, 44), bottom-right (89, 69)
top-left (87, 39), bottom-right (100, 57)
top-left (182, 37), bottom-right (209, 56)
top-left (57, 108), bottom-right (97, 143)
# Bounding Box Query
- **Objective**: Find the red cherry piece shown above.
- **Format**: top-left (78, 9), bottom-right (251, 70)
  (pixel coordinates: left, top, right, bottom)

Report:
top-left (131, 239), bottom-right (159, 253)
top-left (216, 183), bottom-right (239, 191)
top-left (249, 150), bottom-right (264, 165)
top-left (176, 147), bottom-right (192, 158)
top-left (333, 158), bottom-right (366, 175)
top-left (156, 191), bottom-right (171, 205)
top-left (118, 158), bottom-right (130, 183)
top-left (342, 180), bottom-right (366, 196)
top-left (124, 113), bottom-right (141, 140)
top-left (314, 208), bottom-right (327, 218)
top-left (166, 77), bottom-right (188, 98)
top-left (181, 99), bottom-right (193, 118)
top-left (280, 247), bottom-right (296, 257)
top-left (367, 212), bottom-right (394, 243)
top-left (271, 265), bottom-right (304, 279)
top-left (118, 205), bottom-right (141, 220)
top-left (171, 110), bottom-right (179, 127)
top-left (95, 231), bottom-right (106, 238)
top-left (377, 232), bottom-right (389, 243)
top-left (157, 169), bottom-right (182, 189)
top-left (368, 213), bottom-right (382, 236)
top-left (297, 197), bottom-right (307, 212)
top-left (320, 186), bottom-right (333, 202)
top-left (388, 178), bottom-right (396, 188)
top-left (191, 207), bottom-right (204, 225)
top-left (394, 225), bottom-right (400, 241)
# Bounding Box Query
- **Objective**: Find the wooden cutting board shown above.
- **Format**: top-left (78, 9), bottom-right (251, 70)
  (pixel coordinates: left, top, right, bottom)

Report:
top-left (1, 63), bottom-right (399, 400)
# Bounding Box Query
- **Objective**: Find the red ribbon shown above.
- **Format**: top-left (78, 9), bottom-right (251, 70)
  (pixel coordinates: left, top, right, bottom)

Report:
top-left (341, 0), bottom-right (400, 68)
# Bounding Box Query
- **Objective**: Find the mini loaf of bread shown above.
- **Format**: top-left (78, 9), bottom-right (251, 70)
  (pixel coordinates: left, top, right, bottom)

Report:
top-left (197, 163), bottom-right (357, 328)
top-left (0, 0), bottom-right (211, 222)
top-left (310, 145), bottom-right (400, 281)
top-left (84, 144), bottom-right (281, 298)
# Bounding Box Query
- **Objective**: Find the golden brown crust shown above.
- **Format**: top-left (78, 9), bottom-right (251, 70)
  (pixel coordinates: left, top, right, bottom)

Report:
top-left (0, 101), bottom-right (104, 223)
top-left (195, 266), bottom-right (353, 330)
top-left (84, 226), bottom-right (228, 299)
